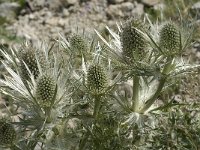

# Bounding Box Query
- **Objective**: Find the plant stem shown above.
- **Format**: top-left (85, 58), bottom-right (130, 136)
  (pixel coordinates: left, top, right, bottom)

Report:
top-left (45, 107), bottom-right (52, 123)
top-left (79, 132), bottom-right (90, 150)
top-left (10, 144), bottom-right (21, 150)
top-left (93, 95), bottom-right (101, 119)
top-left (139, 57), bottom-right (173, 113)
top-left (132, 76), bottom-right (140, 112)
top-left (79, 95), bottom-right (101, 149)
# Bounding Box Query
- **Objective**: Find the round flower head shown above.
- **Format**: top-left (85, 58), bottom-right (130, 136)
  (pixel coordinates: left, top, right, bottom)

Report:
top-left (120, 19), bottom-right (148, 62)
top-left (87, 65), bottom-right (108, 95)
top-left (0, 120), bottom-right (16, 146)
top-left (20, 48), bottom-right (46, 80)
top-left (159, 23), bottom-right (180, 56)
top-left (70, 34), bottom-right (88, 53)
top-left (36, 74), bottom-right (56, 108)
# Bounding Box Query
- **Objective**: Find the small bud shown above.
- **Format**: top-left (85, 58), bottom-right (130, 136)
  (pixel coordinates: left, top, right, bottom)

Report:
top-left (36, 74), bottom-right (56, 108)
top-left (20, 48), bottom-right (46, 80)
top-left (0, 121), bottom-right (16, 146)
top-left (87, 65), bottom-right (108, 95)
top-left (70, 34), bottom-right (88, 53)
top-left (159, 23), bottom-right (180, 56)
top-left (120, 19), bottom-right (147, 62)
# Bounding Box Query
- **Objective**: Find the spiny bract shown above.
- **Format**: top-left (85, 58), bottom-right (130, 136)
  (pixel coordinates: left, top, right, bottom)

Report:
top-left (159, 23), bottom-right (180, 55)
top-left (120, 19), bottom-right (147, 62)
top-left (70, 34), bottom-right (88, 53)
top-left (0, 121), bottom-right (16, 146)
top-left (20, 48), bottom-right (46, 80)
top-left (36, 74), bottom-right (56, 108)
top-left (87, 65), bottom-right (108, 95)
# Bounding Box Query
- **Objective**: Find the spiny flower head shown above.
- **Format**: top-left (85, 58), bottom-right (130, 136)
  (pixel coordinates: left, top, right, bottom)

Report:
top-left (70, 34), bottom-right (88, 53)
top-left (19, 48), bottom-right (46, 80)
top-left (159, 23), bottom-right (180, 56)
top-left (0, 120), bottom-right (16, 146)
top-left (120, 19), bottom-right (148, 62)
top-left (36, 74), bottom-right (56, 108)
top-left (87, 65), bottom-right (108, 95)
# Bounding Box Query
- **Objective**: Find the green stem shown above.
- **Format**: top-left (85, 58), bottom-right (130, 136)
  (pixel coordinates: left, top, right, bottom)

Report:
top-left (10, 144), bottom-right (21, 150)
top-left (79, 95), bottom-right (101, 149)
top-left (132, 76), bottom-right (140, 112)
top-left (93, 95), bottom-right (101, 119)
top-left (139, 57), bottom-right (173, 113)
top-left (79, 132), bottom-right (90, 150)
top-left (44, 107), bottom-right (52, 123)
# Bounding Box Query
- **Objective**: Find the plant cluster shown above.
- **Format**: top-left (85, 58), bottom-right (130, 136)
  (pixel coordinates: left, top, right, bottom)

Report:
top-left (0, 16), bottom-right (200, 149)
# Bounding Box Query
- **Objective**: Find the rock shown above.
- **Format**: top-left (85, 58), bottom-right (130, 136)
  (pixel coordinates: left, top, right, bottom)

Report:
top-left (45, 17), bottom-right (59, 26)
top-left (142, 0), bottom-right (160, 7)
top-left (153, 3), bottom-right (165, 11)
top-left (63, 8), bottom-right (70, 17)
top-left (27, 0), bottom-right (63, 11)
top-left (80, 0), bottom-right (92, 3)
top-left (28, 14), bottom-right (36, 20)
top-left (191, 2), bottom-right (200, 19)
top-left (191, 1), bottom-right (200, 10)
top-left (0, 2), bottom-right (20, 21)
top-left (58, 18), bottom-right (66, 28)
top-left (6, 0), bottom-right (144, 45)
top-left (131, 2), bottom-right (144, 16)
top-left (106, 4), bottom-right (124, 19)
top-left (121, 2), bottom-right (134, 11)
top-left (67, 0), bottom-right (78, 5)
top-left (26, 0), bottom-right (46, 10)
top-left (106, 2), bottom-right (143, 19)
top-left (60, 0), bottom-right (78, 7)
top-left (107, 0), bottom-right (124, 4)
top-left (45, 0), bottom-right (62, 10)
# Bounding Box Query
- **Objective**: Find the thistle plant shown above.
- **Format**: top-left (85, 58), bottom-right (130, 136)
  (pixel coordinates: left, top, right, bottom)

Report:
top-left (86, 64), bottom-right (108, 119)
top-left (19, 43), bottom-right (47, 80)
top-left (0, 41), bottom-right (74, 149)
top-left (35, 74), bottom-right (57, 108)
top-left (120, 18), bottom-right (148, 63)
top-left (95, 17), bottom-right (200, 148)
top-left (0, 119), bottom-right (16, 147)
top-left (159, 23), bottom-right (181, 56)
top-left (69, 34), bottom-right (89, 54)
top-left (0, 16), bottom-right (199, 149)
top-left (96, 17), bottom-right (197, 113)
top-left (67, 33), bottom-right (93, 68)
top-left (87, 64), bottom-right (108, 96)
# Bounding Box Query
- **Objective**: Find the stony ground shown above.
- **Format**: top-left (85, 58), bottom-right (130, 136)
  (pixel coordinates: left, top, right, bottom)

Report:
top-left (1, 0), bottom-right (162, 43)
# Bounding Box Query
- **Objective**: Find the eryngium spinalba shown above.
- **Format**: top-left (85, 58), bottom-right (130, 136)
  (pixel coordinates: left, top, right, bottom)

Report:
top-left (0, 121), bottom-right (16, 146)
top-left (87, 65), bottom-right (108, 95)
top-left (159, 23), bottom-right (180, 56)
top-left (70, 34), bottom-right (88, 53)
top-left (20, 49), bottom-right (46, 80)
top-left (36, 74), bottom-right (56, 108)
top-left (120, 19), bottom-right (147, 62)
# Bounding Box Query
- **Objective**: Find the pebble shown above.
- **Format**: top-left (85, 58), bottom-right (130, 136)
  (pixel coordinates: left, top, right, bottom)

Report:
top-left (63, 8), bottom-right (70, 17)
top-left (107, 0), bottom-right (124, 4)
top-left (0, 2), bottom-right (20, 21)
top-left (142, 0), bottom-right (160, 7)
